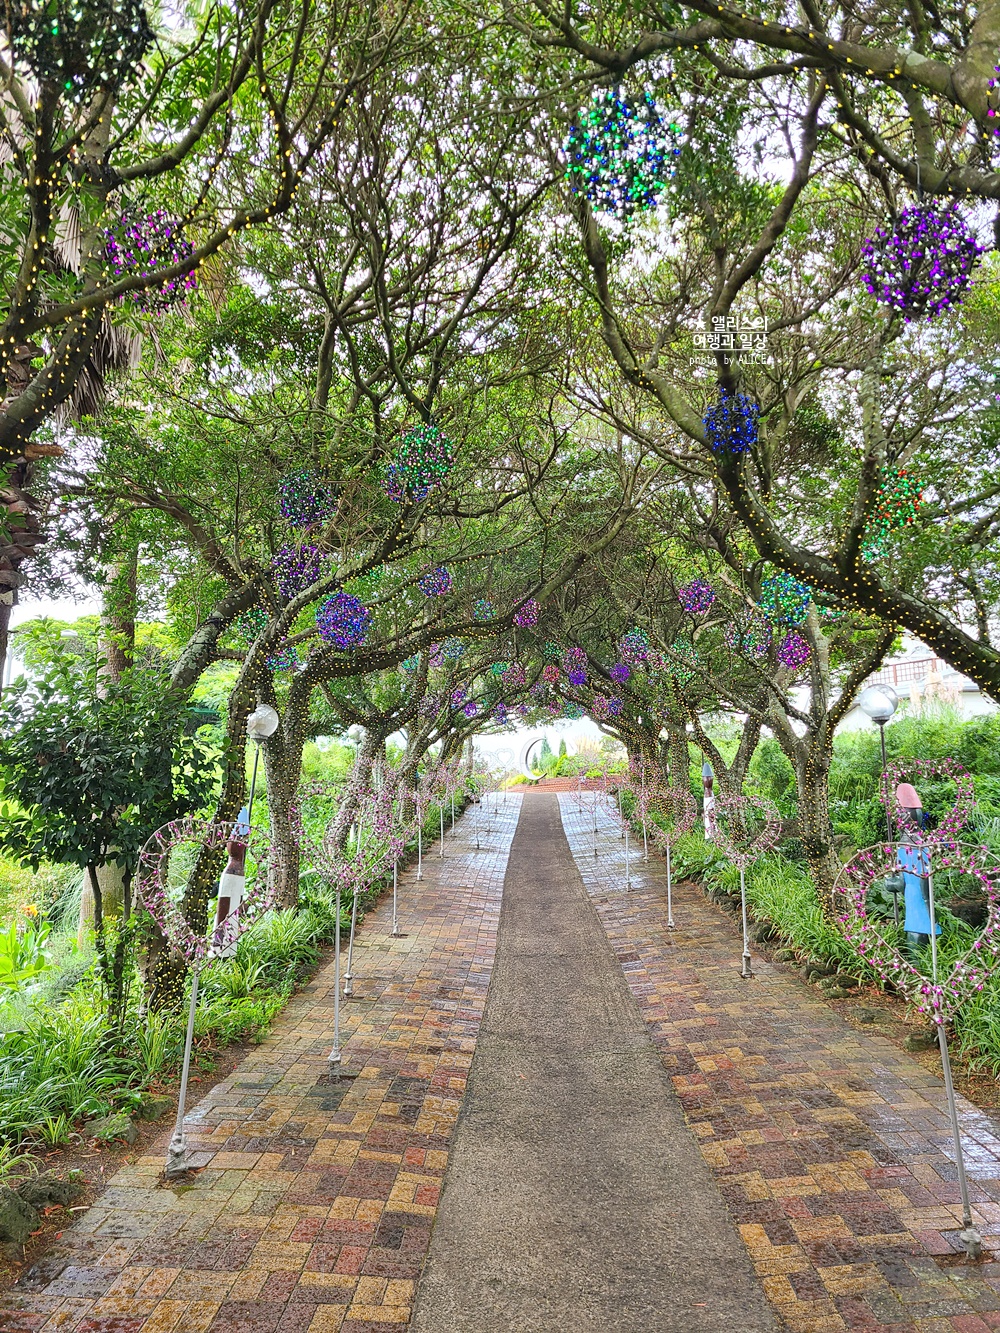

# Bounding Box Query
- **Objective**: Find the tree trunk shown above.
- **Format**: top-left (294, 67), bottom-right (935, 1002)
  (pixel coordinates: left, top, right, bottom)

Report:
top-left (78, 859), bottom-right (126, 947)
top-left (793, 750), bottom-right (841, 917)
top-left (263, 737), bottom-right (301, 909)
top-left (97, 547), bottom-right (138, 692)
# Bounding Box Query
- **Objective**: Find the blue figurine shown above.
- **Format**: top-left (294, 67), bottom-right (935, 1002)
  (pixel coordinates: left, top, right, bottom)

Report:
top-left (896, 781), bottom-right (939, 954)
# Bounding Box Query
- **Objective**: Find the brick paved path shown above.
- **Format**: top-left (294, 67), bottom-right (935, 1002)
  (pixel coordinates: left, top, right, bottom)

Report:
top-left (559, 790), bottom-right (1000, 1333)
top-left (0, 793), bottom-right (520, 1333)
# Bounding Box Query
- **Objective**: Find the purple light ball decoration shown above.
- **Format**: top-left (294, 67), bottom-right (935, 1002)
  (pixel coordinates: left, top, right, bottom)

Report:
top-left (503, 663), bottom-right (527, 688)
top-left (592, 695), bottom-right (610, 720)
top-left (316, 592), bottom-right (371, 649)
top-left (473, 598), bottom-right (495, 622)
top-left (278, 469), bottom-right (337, 528)
top-left (619, 628), bottom-right (649, 664)
top-left (463, 700), bottom-right (478, 718)
top-left (272, 543), bottom-right (324, 600)
top-left (266, 640), bottom-right (299, 673)
top-left (703, 393), bottom-right (759, 456)
top-left (568, 667), bottom-right (587, 686)
top-left (514, 598), bottom-right (540, 628)
top-left (494, 701), bottom-right (509, 725)
top-left (451, 687), bottom-right (466, 707)
top-left (429, 642), bottom-right (445, 667)
top-left (562, 645), bottom-right (587, 674)
top-left (610, 663), bottom-right (630, 684)
top-left (104, 209), bottom-right (197, 312)
top-left (419, 693), bottom-right (442, 717)
top-left (678, 578), bottom-right (716, 615)
top-left (385, 423), bottom-right (454, 502)
top-left (777, 631), bottom-right (810, 670)
top-left (418, 565), bottom-right (453, 597)
top-left (861, 202), bottom-right (983, 321)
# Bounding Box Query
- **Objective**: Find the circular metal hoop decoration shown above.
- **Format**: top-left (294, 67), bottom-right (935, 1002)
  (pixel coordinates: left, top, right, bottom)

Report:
top-left (884, 758), bottom-right (975, 843)
top-left (136, 818), bottom-right (276, 963)
top-left (714, 793), bottom-right (781, 871)
top-left (833, 839), bottom-right (1000, 1024)
top-left (648, 785), bottom-right (698, 848)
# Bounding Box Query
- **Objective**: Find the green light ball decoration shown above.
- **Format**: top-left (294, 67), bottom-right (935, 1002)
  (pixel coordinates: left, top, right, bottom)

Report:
top-left (564, 702), bottom-right (584, 720)
top-left (669, 638), bottom-right (698, 683)
top-left (385, 423), bottom-right (455, 502)
top-left (543, 641), bottom-right (562, 661)
top-left (703, 393), bottom-right (760, 456)
top-left (5, 0), bottom-right (153, 102)
top-left (266, 640), bottom-right (299, 673)
top-left (490, 661), bottom-right (508, 678)
top-left (473, 598), bottom-right (495, 622)
top-left (724, 615), bottom-right (770, 657)
top-left (278, 469), bottom-right (337, 528)
top-left (872, 467), bottom-right (923, 532)
top-left (234, 607), bottom-right (268, 645)
top-left (401, 654), bottom-right (419, 673)
top-left (757, 573), bottom-right (811, 626)
top-left (564, 86), bottom-right (681, 220)
top-left (316, 593), bottom-right (370, 649)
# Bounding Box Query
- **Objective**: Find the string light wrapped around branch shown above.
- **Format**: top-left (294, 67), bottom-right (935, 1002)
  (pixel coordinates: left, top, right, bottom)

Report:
top-left (385, 423), bottom-right (454, 502)
top-left (418, 565), bottom-right (453, 597)
top-left (563, 85), bottom-right (681, 220)
top-left (514, 598), bottom-right (540, 628)
top-left (777, 630), bottom-right (810, 670)
top-left (758, 572), bottom-right (811, 625)
top-left (678, 578), bottom-right (716, 615)
top-left (861, 202), bottom-right (983, 321)
top-left (703, 392), bottom-right (759, 455)
top-left (271, 543), bottom-right (324, 600)
top-left (316, 593), bottom-right (370, 649)
top-left (724, 614), bottom-right (771, 657)
top-left (278, 469), bottom-right (338, 528)
top-left (104, 209), bottom-right (197, 312)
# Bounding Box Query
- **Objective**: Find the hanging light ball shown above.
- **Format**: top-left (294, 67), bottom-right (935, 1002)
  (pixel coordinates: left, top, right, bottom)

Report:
top-left (564, 702), bottom-right (585, 720)
top-left (861, 201), bottom-right (983, 321)
top-left (543, 640), bottom-right (562, 660)
top-left (563, 86), bottom-right (682, 220)
top-left (451, 687), bottom-right (466, 706)
top-left (316, 592), bottom-right (370, 649)
top-left (503, 663), bottom-right (527, 687)
top-left (703, 393), bottom-right (760, 456)
top-left (104, 209), bottom-right (197, 312)
top-left (401, 654), bottom-right (419, 673)
top-left (619, 628), bottom-right (649, 663)
top-left (609, 663), bottom-right (630, 684)
top-left (490, 661), bottom-right (508, 678)
top-left (384, 423), bottom-right (454, 502)
top-left (473, 598), bottom-right (495, 622)
top-left (463, 700), bottom-right (478, 717)
top-left (271, 543), bottom-right (325, 600)
top-left (493, 701), bottom-right (508, 725)
top-left (757, 572), bottom-right (811, 625)
top-left (607, 696), bottom-right (623, 716)
top-left (562, 646), bottom-right (587, 674)
top-left (669, 638), bottom-right (698, 683)
top-left (678, 578), bottom-right (716, 615)
top-left (592, 694), bottom-right (610, 719)
top-left (278, 469), bottom-right (337, 528)
top-left (428, 642), bottom-right (445, 668)
top-left (418, 565), bottom-right (453, 597)
top-left (871, 467), bottom-right (923, 531)
top-left (777, 631), bottom-right (810, 670)
top-left (542, 664), bottom-right (561, 685)
top-left (5, 0), bottom-right (154, 103)
top-left (266, 640), bottom-right (299, 673)
top-left (724, 614), bottom-right (771, 657)
top-left (442, 637), bottom-right (465, 660)
top-left (234, 607), bottom-right (268, 645)
top-left (568, 667), bottom-right (587, 686)
top-left (514, 598), bottom-right (540, 628)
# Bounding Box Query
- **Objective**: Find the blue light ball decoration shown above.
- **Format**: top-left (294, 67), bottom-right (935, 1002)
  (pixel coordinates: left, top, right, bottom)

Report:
top-left (463, 700), bottom-right (478, 718)
top-left (564, 86), bottom-right (681, 220)
top-left (234, 607), bottom-right (268, 644)
top-left (678, 578), bottom-right (716, 615)
top-left (316, 593), bottom-right (371, 650)
top-left (418, 565), bottom-right (453, 597)
top-left (610, 662), bottom-right (630, 684)
top-left (861, 202), bottom-right (983, 321)
top-left (473, 598), bottom-right (495, 623)
top-left (568, 667), bottom-right (587, 687)
top-left (278, 469), bottom-right (337, 528)
top-left (442, 637), bottom-right (465, 661)
top-left (385, 423), bottom-right (455, 502)
top-left (619, 628), bottom-right (649, 664)
top-left (757, 573), bottom-right (811, 626)
top-left (607, 696), bottom-right (623, 717)
top-left (490, 662), bottom-right (508, 678)
top-left (703, 393), bottom-right (760, 456)
top-left (272, 543), bottom-right (324, 600)
top-left (266, 640), bottom-right (298, 673)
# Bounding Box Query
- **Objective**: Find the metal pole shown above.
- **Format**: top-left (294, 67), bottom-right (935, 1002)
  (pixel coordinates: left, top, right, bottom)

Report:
top-left (328, 885), bottom-right (342, 1067)
top-left (624, 818), bottom-right (631, 891)
top-left (641, 768), bottom-right (648, 862)
top-left (740, 865), bottom-right (753, 979)
top-left (417, 819), bottom-right (423, 880)
top-left (666, 840), bottom-right (675, 929)
top-left (451, 792), bottom-right (455, 834)
top-left (439, 803), bottom-right (445, 857)
top-left (391, 858), bottom-right (400, 936)
top-left (618, 786), bottom-right (625, 838)
top-left (165, 964), bottom-right (200, 1176)
top-left (343, 884), bottom-right (359, 997)
top-left (246, 746), bottom-right (261, 825)
top-left (938, 1024), bottom-right (982, 1257)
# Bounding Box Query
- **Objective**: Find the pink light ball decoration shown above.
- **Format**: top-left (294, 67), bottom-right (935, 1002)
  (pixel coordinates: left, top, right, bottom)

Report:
top-left (136, 818), bottom-right (276, 963)
top-left (609, 662), bottom-right (630, 684)
top-left (278, 469), bottom-right (338, 528)
top-left (418, 565), bottom-right (453, 597)
top-left (542, 663), bottom-right (560, 685)
top-left (678, 578), bottom-right (716, 615)
top-left (562, 645), bottom-right (587, 674)
top-left (777, 631), bottom-right (810, 670)
top-left (714, 792), bottom-right (782, 871)
top-left (884, 758), bottom-right (975, 843)
top-left (514, 598), bottom-right (540, 628)
top-left (861, 201), bottom-right (983, 322)
top-left (835, 840), bottom-right (1000, 1024)
top-left (272, 543), bottom-right (324, 599)
top-left (104, 209), bottom-right (197, 312)
top-left (503, 663), bottom-right (527, 687)
top-left (591, 694), bottom-right (610, 719)
top-left (316, 592), bottom-right (370, 649)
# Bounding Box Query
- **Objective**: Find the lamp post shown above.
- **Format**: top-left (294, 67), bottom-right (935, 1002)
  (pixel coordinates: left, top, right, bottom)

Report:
top-left (246, 704), bottom-right (280, 822)
top-left (858, 685), bottom-right (900, 923)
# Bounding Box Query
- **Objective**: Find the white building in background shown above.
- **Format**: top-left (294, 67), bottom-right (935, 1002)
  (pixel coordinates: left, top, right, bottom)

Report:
top-left (838, 642), bottom-right (997, 731)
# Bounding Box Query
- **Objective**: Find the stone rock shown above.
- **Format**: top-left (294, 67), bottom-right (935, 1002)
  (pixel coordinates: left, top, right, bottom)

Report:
top-left (822, 986), bottom-right (850, 999)
top-left (774, 949), bottom-right (797, 963)
top-left (832, 974), bottom-right (861, 990)
top-left (904, 1033), bottom-right (937, 1053)
top-left (85, 1113), bottom-right (138, 1144)
top-left (0, 1187), bottom-right (39, 1243)
top-left (855, 1008), bottom-right (878, 1024)
top-left (17, 1172), bottom-right (84, 1209)
top-left (138, 1095), bottom-right (174, 1123)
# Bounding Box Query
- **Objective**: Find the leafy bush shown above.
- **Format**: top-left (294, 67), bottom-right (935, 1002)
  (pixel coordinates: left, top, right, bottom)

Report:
top-left (0, 920), bottom-right (51, 990)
